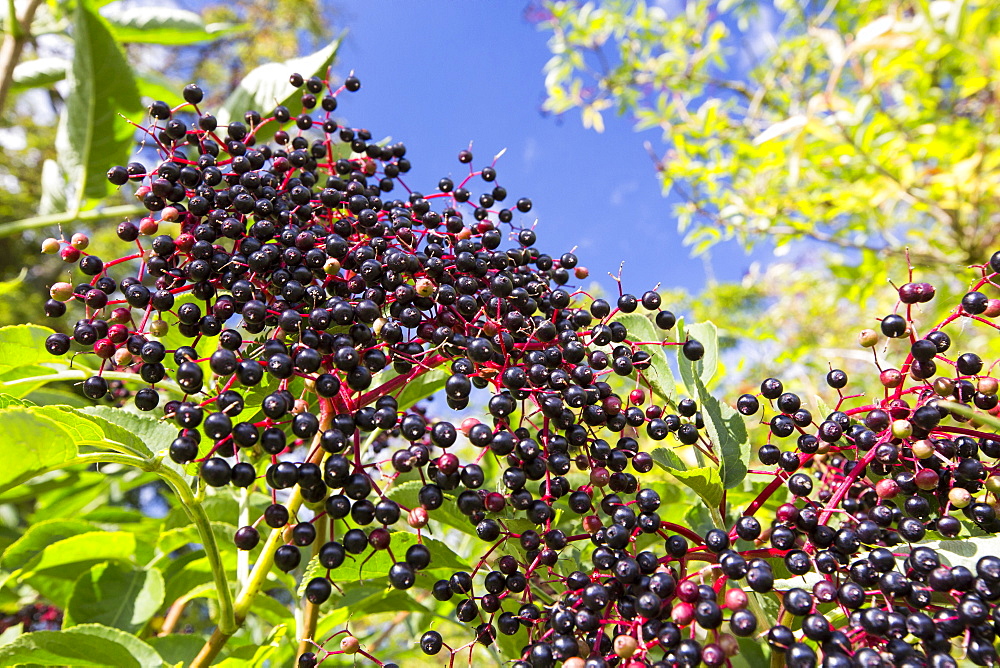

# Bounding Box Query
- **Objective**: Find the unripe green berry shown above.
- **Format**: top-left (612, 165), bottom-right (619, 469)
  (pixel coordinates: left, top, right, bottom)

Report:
top-left (859, 329), bottom-right (878, 347)
top-left (49, 282), bottom-right (74, 301)
top-left (415, 278), bottom-right (435, 297)
top-left (70, 232), bottom-right (89, 249)
top-left (614, 635), bottom-right (637, 658)
top-left (911, 439), bottom-right (934, 459)
top-left (891, 419), bottom-right (912, 439)
top-left (339, 636), bottom-right (360, 654)
top-left (949, 487), bottom-right (972, 509)
top-left (934, 377), bottom-right (955, 396)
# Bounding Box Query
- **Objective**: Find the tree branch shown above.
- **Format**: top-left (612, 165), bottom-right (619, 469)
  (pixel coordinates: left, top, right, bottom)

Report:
top-left (0, 204), bottom-right (148, 238)
top-left (157, 463), bottom-right (237, 635)
top-left (0, 0), bottom-right (44, 116)
top-left (296, 512), bottom-right (327, 658)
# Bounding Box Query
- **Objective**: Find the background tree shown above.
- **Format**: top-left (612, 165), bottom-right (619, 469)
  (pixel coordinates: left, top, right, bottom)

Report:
top-left (537, 0), bottom-right (1000, 387)
top-left (0, 0), bottom-right (335, 328)
top-left (2, 3), bottom-right (1000, 667)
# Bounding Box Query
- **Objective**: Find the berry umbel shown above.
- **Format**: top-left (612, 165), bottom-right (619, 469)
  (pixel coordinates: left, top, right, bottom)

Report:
top-left (38, 71), bottom-right (1000, 668)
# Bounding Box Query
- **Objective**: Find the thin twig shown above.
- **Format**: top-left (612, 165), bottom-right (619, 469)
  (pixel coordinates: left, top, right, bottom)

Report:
top-left (0, 0), bottom-right (45, 116)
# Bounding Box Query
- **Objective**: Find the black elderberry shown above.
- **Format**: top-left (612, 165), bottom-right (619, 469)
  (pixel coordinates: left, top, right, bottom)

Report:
top-left (201, 458), bottom-right (232, 487)
top-left (682, 339), bottom-right (704, 361)
top-left (420, 630), bottom-right (443, 655)
top-left (962, 291), bottom-right (989, 315)
top-left (234, 526), bottom-right (259, 550)
top-left (303, 577), bottom-right (332, 604)
top-left (274, 544), bottom-right (301, 572)
top-left (881, 313), bottom-right (908, 337)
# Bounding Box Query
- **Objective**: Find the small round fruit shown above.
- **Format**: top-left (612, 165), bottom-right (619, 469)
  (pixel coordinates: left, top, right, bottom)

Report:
top-left (421, 630), bottom-right (443, 655)
top-left (859, 329), bottom-right (879, 347)
top-left (891, 420), bottom-right (913, 439)
top-left (911, 440), bottom-right (934, 459)
top-left (201, 458), bottom-right (232, 487)
top-left (234, 526), bottom-right (260, 550)
top-left (303, 577), bottom-right (332, 604)
top-left (389, 562), bottom-right (416, 589)
top-left (274, 544), bottom-right (301, 572)
top-left (682, 340), bottom-right (705, 361)
top-left (949, 487), bottom-right (972, 509)
top-left (880, 314), bottom-right (907, 338)
top-left (614, 635), bottom-right (638, 658)
top-left (339, 636), bottom-right (360, 654)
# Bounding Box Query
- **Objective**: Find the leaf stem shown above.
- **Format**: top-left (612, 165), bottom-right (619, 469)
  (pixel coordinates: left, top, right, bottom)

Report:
top-left (17, 450), bottom-right (236, 636)
top-left (769, 607), bottom-right (794, 668)
top-left (0, 0), bottom-right (43, 115)
top-left (155, 463), bottom-right (236, 635)
top-left (938, 401), bottom-right (1000, 432)
top-left (191, 400), bottom-right (334, 668)
top-left (0, 203), bottom-right (147, 238)
top-left (297, 512), bottom-right (327, 657)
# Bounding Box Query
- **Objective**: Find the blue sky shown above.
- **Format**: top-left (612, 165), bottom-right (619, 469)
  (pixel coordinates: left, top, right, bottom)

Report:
top-left (332, 1), bottom-right (760, 297)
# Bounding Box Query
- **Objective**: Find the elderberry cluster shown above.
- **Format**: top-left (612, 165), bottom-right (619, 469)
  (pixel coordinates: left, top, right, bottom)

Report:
top-left (37, 70), bottom-right (1000, 668)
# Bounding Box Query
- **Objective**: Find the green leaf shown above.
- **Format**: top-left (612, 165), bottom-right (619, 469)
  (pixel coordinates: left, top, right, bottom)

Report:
top-left (79, 405), bottom-right (173, 458)
top-left (919, 535), bottom-right (1000, 570)
top-left (0, 393), bottom-right (34, 409)
top-left (393, 367), bottom-right (449, 411)
top-left (161, 550), bottom-right (214, 605)
top-left (0, 324), bottom-right (55, 374)
top-left (0, 406), bottom-right (79, 494)
top-left (613, 313), bottom-right (675, 402)
top-left (23, 388), bottom-right (91, 408)
top-left (147, 634), bottom-right (206, 665)
top-left (385, 480), bottom-right (476, 536)
top-left (214, 624), bottom-right (286, 667)
top-left (103, 6), bottom-right (243, 45)
top-left (321, 531), bottom-right (470, 585)
top-left (157, 522), bottom-right (237, 554)
top-left (677, 319), bottom-right (719, 393)
top-left (63, 624), bottom-right (163, 668)
top-left (39, 158), bottom-right (70, 215)
top-left (32, 405), bottom-right (105, 444)
top-left (11, 57), bottom-right (68, 91)
top-left (0, 624), bottom-right (161, 667)
top-left (2, 519), bottom-right (96, 571)
top-left (66, 562), bottom-right (164, 632)
top-left (249, 592), bottom-right (294, 625)
top-left (135, 71), bottom-right (186, 107)
top-left (0, 364), bottom-right (57, 399)
top-left (651, 446), bottom-right (687, 471)
top-left (0, 268), bottom-right (26, 297)
top-left (217, 37), bottom-right (342, 141)
top-left (731, 636), bottom-right (770, 667)
top-left (56, 0), bottom-right (142, 203)
top-left (21, 531), bottom-right (136, 576)
top-left (695, 377), bottom-right (750, 489)
top-left (652, 459), bottom-right (724, 508)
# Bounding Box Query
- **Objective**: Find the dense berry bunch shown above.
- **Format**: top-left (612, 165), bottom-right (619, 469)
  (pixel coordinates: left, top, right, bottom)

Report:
top-left (0, 603), bottom-right (62, 635)
top-left (38, 71), bottom-right (1000, 667)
